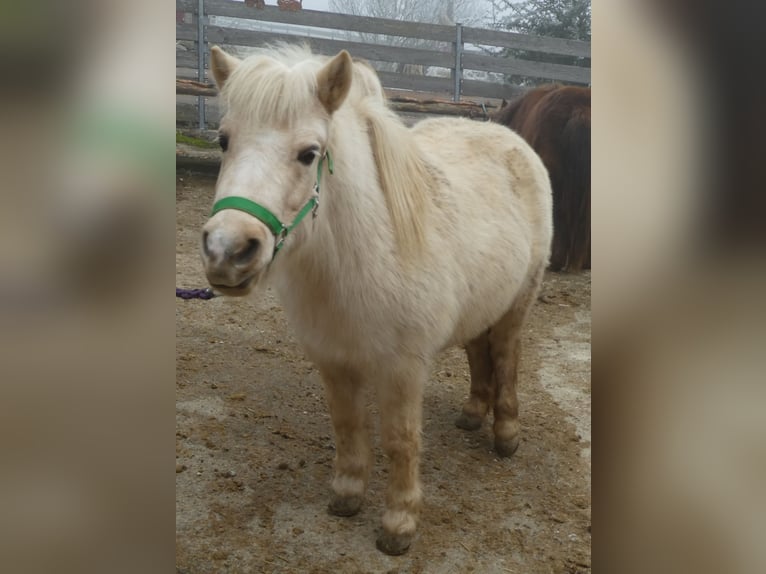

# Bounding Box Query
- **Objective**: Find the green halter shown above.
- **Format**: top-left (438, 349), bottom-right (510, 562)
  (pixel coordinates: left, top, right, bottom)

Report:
top-left (210, 151), bottom-right (334, 254)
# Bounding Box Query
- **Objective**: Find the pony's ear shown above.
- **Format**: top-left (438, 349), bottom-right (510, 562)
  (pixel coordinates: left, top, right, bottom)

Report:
top-left (210, 46), bottom-right (241, 90)
top-left (316, 50), bottom-right (353, 114)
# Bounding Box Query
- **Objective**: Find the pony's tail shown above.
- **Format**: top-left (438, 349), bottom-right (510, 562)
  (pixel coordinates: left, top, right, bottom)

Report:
top-left (560, 109), bottom-right (591, 271)
top-left (363, 99), bottom-right (430, 257)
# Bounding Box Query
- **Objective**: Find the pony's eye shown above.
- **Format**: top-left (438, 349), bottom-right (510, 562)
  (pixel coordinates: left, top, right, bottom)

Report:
top-left (297, 147), bottom-right (318, 166)
top-left (219, 134), bottom-right (229, 152)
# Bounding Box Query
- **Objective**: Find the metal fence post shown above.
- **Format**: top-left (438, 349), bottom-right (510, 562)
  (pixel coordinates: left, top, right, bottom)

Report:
top-left (197, 0), bottom-right (206, 130)
top-left (453, 22), bottom-right (463, 102)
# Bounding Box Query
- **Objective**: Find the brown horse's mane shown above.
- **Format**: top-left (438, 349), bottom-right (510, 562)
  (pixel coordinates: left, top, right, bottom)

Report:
top-left (491, 83), bottom-right (560, 128)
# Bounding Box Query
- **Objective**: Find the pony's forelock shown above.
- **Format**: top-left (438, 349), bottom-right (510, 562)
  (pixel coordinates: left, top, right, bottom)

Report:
top-left (220, 44), bottom-right (324, 126)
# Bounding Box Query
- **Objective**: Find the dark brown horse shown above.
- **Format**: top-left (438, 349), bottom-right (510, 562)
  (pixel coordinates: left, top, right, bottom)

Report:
top-left (493, 84), bottom-right (591, 272)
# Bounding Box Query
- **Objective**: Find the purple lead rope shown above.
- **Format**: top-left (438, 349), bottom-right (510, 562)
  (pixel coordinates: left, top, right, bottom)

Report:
top-left (176, 288), bottom-right (216, 300)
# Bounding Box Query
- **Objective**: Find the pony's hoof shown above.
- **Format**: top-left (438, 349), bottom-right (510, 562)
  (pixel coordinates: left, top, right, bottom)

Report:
top-left (376, 530), bottom-right (413, 555)
top-left (495, 435), bottom-right (520, 458)
top-left (455, 412), bottom-right (483, 431)
top-left (328, 494), bottom-right (363, 517)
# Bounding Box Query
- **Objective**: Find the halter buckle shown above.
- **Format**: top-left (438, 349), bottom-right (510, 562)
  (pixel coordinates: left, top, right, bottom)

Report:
top-left (274, 225), bottom-right (289, 252)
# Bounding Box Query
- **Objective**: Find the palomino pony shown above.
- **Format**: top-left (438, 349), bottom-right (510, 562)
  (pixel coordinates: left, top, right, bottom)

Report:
top-left (201, 45), bottom-right (552, 555)
top-left (493, 84), bottom-right (591, 272)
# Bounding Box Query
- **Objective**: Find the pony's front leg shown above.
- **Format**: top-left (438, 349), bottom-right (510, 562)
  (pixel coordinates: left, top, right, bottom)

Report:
top-left (319, 363), bottom-right (371, 517)
top-left (375, 358), bottom-right (425, 555)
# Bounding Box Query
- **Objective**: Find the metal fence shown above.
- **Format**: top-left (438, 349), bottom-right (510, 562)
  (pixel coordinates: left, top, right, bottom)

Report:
top-left (176, 0), bottom-right (590, 130)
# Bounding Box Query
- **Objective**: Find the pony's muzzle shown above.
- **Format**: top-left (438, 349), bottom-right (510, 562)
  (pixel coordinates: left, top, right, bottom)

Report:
top-left (200, 214), bottom-right (273, 295)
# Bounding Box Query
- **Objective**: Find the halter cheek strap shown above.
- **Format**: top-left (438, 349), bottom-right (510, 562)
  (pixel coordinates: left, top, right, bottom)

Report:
top-left (210, 150), bottom-right (333, 255)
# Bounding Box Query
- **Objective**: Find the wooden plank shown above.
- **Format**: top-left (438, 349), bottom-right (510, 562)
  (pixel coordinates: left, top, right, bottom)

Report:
top-left (176, 22), bottom-right (198, 42)
top-left (181, 69), bottom-right (213, 82)
top-left (174, 70), bottom-right (524, 105)
top-left (175, 65), bottom-right (454, 99)
top-left (177, 50), bottom-right (205, 69)
top-left (177, 79), bottom-right (218, 97)
top-left (176, 103), bottom-right (200, 127)
top-left (177, 94), bottom-right (205, 105)
top-left (198, 0), bottom-right (456, 43)
top-left (374, 71), bottom-right (453, 96)
top-left (177, 66), bottom-right (202, 78)
top-left (462, 27), bottom-right (590, 59)
top-left (175, 40), bottom-right (197, 54)
top-left (460, 80), bottom-right (526, 101)
top-left (387, 97), bottom-right (494, 119)
top-left (204, 27), bottom-right (454, 68)
top-left (462, 52), bottom-right (590, 84)
top-left (177, 0), bottom-right (198, 13)
top-left (175, 79), bottom-right (496, 119)
top-left (176, 61), bottom-right (549, 108)
top-left (178, 101), bottom-right (222, 125)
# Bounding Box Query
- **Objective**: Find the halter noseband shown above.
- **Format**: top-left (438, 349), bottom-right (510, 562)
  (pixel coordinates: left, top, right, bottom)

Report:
top-left (210, 151), bottom-right (333, 255)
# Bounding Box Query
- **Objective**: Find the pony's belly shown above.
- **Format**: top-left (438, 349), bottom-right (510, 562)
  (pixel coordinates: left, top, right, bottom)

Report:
top-left (448, 291), bottom-right (519, 348)
top-left (445, 257), bottom-right (529, 348)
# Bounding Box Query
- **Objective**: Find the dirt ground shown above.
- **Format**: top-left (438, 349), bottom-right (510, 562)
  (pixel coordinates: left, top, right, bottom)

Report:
top-left (176, 171), bottom-right (591, 574)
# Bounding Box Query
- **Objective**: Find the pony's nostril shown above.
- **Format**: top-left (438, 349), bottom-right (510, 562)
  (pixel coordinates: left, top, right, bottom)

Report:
top-left (234, 237), bottom-right (260, 264)
top-left (202, 231), bottom-right (211, 257)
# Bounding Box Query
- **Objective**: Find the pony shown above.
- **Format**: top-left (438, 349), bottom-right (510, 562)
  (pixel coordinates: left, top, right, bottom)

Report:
top-left (200, 45), bottom-right (552, 555)
top-left (492, 84), bottom-right (591, 272)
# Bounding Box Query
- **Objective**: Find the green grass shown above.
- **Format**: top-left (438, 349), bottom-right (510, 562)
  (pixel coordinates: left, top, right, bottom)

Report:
top-left (176, 132), bottom-right (219, 149)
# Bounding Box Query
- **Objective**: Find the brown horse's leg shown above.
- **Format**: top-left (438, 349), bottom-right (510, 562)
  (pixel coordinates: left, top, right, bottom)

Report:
top-left (319, 363), bottom-right (371, 517)
top-left (456, 331), bottom-right (495, 431)
top-left (549, 180), bottom-right (568, 271)
top-left (489, 265), bottom-right (545, 457)
top-left (375, 357), bottom-right (425, 555)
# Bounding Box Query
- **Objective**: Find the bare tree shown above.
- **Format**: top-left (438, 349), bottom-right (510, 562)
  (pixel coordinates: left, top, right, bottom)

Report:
top-left (329, 0), bottom-right (488, 27)
top-left (328, 0), bottom-right (490, 73)
top-left (328, 0), bottom-right (494, 38)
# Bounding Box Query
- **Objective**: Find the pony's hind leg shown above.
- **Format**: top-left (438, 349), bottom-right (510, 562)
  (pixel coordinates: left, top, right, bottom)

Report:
top-left (455, 331), bottom-right (495, 431)
top-left (319, 363), bottom-right (371, 517)
top-left (489, 267), bottom-right (545, 457)
top-left (375, 357), bottom-right (426, 555)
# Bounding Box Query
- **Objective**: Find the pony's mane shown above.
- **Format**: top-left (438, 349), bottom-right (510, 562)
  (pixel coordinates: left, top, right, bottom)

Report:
top-left (361, 98), bottom-right (431, 257)
top-left (491, 84), bottom-right (560, 129)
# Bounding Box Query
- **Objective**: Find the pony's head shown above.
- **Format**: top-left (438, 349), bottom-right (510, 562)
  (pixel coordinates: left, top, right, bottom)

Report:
top-left (201, 45), bottom-right (356, 296)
